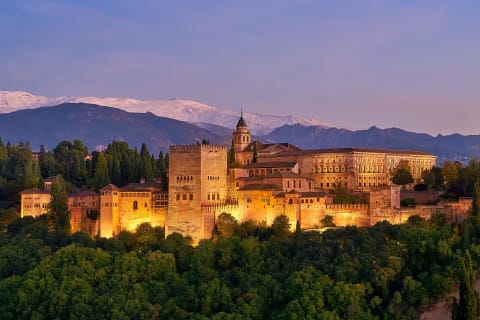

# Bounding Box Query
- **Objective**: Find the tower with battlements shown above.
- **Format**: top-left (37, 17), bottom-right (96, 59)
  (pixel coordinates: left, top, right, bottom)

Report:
top-left (166, 144), bottom-right (228, 242)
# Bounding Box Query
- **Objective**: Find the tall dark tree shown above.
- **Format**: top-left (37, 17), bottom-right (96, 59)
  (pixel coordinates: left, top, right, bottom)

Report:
top-left (452, 250), bottom-right (480, 320)
top-left (93, 153), bottom-right (110, 190)
top-left (157, 151), bottom-right (168, 190)
top-left (442, 161), bottom-right (462, 189)
top-left (128, 148), bottom-right (141, 183)
top-left (228, 139), bottom-right (236, 169)
top-left (70, 140), bottom-right (88, 186)
top-left (140, 143), bottom-right (154, 182)
top-left (252, 142), bottom-right (258, 164)
top-left (48, 175), bottom-right (70, 233)
top-left (431, 166), bottom-right (445, 190)
top-left (109, 156), bottom-right (122, 186)
top-left (0, 138), bottom-right (7, 161)
top-left (39, 145), bottom-right (57, 178)
top-left (53, 141), bottom-right (73, 180)
top-left (473, 180), bottom-right (480, 216)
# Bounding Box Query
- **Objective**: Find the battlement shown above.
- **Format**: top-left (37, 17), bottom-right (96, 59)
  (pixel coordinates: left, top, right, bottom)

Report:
top-left (169, 144), bottom-right (227, 153)
top-left (325, 203), bottom-right (369, 210)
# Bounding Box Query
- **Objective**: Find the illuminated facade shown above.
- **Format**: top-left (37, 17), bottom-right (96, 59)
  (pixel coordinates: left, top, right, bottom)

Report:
top-left (20, 188), bottom-right (51, 218)
top-left (99, 182), bottom-right (166, 238)
top-left (69, 189), bottom-right (100, 235)
top-left (261, 148), bottom-right (436, 191)
top-left (166, 144), bottom-right (229, 242)
top-left (19, 114), bottom-right (470, 243)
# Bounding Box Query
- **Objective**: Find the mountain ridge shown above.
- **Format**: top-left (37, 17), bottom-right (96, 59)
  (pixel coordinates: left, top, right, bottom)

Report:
top-left (0, 103), bottom-right (230, 153)
top-left (266, 124), bottom-right (480, 162)
top-left (0, 90), bottom-right (330, 135)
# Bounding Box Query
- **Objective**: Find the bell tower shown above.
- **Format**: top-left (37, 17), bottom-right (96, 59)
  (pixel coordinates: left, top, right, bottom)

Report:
top-left (232, 111), bottom-right (251, 152)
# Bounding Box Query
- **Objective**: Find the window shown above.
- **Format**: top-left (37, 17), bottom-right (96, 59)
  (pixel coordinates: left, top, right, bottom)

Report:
top-left (189, 194), bottom-right (193, 201)
top-left (133, 201), bottom-right (138, 210)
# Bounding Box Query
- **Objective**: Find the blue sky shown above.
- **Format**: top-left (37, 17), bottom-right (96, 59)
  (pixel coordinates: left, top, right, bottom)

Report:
top-left (0, 0), bottom-right (479, 135)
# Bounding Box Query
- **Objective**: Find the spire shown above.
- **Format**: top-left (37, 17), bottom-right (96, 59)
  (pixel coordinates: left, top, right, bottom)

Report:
top-left (236, 109), bottom-right (247, 128)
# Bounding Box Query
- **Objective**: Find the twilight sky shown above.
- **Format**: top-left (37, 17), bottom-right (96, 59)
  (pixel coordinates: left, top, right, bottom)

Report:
top-left (0, 0), bottom-right (479, 135)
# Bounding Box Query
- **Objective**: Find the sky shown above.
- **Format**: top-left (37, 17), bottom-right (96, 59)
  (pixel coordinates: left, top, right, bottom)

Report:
top-left (0, 0), bottom-right (479, 135)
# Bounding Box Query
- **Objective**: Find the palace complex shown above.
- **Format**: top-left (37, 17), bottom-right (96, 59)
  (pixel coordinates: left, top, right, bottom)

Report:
top-left (20, 115), bottom-right (472, 243)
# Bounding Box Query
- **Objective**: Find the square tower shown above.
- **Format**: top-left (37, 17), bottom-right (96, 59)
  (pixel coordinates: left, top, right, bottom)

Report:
top-left (166, 144), bottom-right (228, 242)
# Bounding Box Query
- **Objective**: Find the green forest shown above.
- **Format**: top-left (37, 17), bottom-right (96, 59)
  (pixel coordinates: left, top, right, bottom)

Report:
top-left (1, 212), bottom-right (480, 319)
top-left (1, 138), bottom-right (480, 319)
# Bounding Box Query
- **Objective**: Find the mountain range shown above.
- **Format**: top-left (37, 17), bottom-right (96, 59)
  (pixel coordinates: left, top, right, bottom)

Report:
top-left (0, 90), bottom-right (329, 135)
top-left (0, 90), bottom-right (479, 162)
top-left (0, 103), bottom-right (229, 153)
top-left (265, 124), bottom-right (480, 162)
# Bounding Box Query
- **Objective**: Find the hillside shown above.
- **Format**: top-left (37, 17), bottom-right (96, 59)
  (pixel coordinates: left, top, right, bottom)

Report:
top-left (266, 124), bottom-right (480, 162)
top-left (0, 103), bottom-right (229, 153)
top-left (0, 90), bottom-right (330, 135)
top-left (1, 103), bottom-right (479, 161)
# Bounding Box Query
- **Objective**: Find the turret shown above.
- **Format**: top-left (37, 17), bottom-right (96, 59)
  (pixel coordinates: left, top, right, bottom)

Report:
top-left (232, 112), bottom-right (251, 152)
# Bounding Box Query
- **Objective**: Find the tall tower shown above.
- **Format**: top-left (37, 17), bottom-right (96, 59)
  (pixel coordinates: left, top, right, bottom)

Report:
top-left (99, 184), bottom-right (120, 238)
top-left (166, 144), bottom-right (228, 243)
top-left (232, 111), bottom-right (251, 152)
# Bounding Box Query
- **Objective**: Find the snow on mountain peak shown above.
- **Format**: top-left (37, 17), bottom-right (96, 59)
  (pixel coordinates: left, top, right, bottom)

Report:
top-left (0, 90), bottom-right (331, 135)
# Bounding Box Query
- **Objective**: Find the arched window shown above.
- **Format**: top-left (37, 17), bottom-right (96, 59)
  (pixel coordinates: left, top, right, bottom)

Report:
top-left (133, 201), bottom-right (138, 210)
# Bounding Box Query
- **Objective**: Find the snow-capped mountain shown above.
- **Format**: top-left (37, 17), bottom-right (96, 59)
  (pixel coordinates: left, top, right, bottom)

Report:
top-left (0, 90), bottom-right (331, 135)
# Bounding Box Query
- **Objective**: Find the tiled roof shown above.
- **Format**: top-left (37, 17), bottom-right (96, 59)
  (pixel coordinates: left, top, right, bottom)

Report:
top-left (238, 184), bottom-right (283, 191)
top-left (120, 182), bottom-right (162, 192)
top-left (272, 147), bottom-right (434, 157)
top-left (21, 188), bottom-right (49, 194)
top-left (266, 171), bottom-right (307, 179)
top-left (242, 161), bottom-right (297, 169)
top-left (100, 184), bottom-right (120, 191)
top-left (69, 189), bottom-right (99, 197)
top-left (274, 191), bottom-right (326, 198)
top-left (236, 115), bottom-right (247, 128)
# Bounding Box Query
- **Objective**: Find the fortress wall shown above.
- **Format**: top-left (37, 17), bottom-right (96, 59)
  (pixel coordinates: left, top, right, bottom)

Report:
top-left (167, 144), bottom-right (228, 243)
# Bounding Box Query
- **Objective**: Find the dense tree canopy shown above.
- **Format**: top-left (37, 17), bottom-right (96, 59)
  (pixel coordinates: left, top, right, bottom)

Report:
top-left (0, 213), bottom-right (479, 319)
top-left (2, 137), bottom-right (480, 318)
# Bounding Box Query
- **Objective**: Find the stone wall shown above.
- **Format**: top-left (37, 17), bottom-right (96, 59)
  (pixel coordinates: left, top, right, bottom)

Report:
top-left (400, 190), bottom-right (441, 204)
top-left (167, 144), bottom-right (228, 243)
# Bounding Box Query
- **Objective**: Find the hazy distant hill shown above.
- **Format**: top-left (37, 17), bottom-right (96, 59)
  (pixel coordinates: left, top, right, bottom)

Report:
top-left (0, 90), bottom-right (330, 135)
top-left (0, 103), bottom-right (229, 153)
top-left (266, 124), bottom-right (480, 162)
top-left (1, 103), bottom-right (479, 162)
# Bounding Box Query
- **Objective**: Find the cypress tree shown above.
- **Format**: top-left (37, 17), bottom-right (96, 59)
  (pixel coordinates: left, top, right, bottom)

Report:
top-left (252, 142), bottom-right (258, 163)
top-left (48, 175), bottom-right (70, 233)
top-left (93, 153), bottom-right (110, 190)
top-left (472, 180), bottom-right (480, 216)
top-left (453, 250), bottom-right (480, 320)
top-left (140, 143), bottom-right (154, 182)
top-left (228, 139), bottom-right (236, 169)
